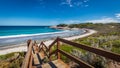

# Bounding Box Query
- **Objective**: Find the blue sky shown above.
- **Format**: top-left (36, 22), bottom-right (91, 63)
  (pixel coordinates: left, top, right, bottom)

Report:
top-left (0, 0), bottom-right (120, 25)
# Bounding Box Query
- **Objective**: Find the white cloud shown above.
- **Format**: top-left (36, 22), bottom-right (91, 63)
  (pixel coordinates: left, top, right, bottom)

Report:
top-left (74, 2), bottom-right (83, 6)
top-left (62, 20), bottom-right (82, 24)
top-left (61, 17), bottom-right (120, 24)
top-left (84, 5), bottom-right (89, 7)
top-left (61, 0), bottom-right (73, 7)
top-left (83, 0), bottom-right (89, 3)
top-left (60, 0), bottom-right (89, 7)
top-left (115, 13), bottom-right (120, 19)
top-left (67, 0), bottom-right (73, 7)
top-left (86, 18), bottom-right (119, 23)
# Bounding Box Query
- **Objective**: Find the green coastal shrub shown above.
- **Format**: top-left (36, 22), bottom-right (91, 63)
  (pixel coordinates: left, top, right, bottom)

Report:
top-left (0, 52), bottom-right (15, 60)
top-left (0, 52), bottom-right (25, 68)
top-left (9, 57), bottom-right (24, 68)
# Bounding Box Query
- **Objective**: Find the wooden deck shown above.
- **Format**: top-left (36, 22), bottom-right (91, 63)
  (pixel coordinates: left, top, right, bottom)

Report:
top-left (22, 37), bottom-right (120, 68)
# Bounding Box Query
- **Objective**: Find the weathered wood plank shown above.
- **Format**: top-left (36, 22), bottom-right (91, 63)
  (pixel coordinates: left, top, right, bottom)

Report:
top-left (40, 59), bottom-right (70, 68)
top-left (32, 51), bottom-right (45, 66)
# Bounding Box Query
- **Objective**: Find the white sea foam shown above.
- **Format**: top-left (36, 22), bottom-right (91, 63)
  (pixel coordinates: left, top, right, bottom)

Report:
top-left (0, 30), bottom-right (69, 39)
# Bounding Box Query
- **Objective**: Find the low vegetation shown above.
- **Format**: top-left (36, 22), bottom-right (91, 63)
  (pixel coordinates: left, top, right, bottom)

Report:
top-left (0, 52), bottom-right (25, 68)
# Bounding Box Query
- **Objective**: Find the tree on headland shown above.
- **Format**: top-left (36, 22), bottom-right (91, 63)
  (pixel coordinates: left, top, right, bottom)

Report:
top-left (57, 24), bottom-right (68, 27)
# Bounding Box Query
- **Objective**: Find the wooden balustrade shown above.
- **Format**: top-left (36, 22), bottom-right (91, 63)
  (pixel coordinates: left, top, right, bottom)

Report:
top-left (48, 38), bottom-right (94, 68)
top-left (58, 38), bottom-right (120, 62)
top-left (48, 37), bottom-right (120, 68)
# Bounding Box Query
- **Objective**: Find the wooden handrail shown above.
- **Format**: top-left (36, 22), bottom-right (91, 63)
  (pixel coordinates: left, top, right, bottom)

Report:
top-left (58, 37), bottom-right (120, 62)
top-left (49, 38), bottom-right (58, 49)
top-left (41, 42), bottom-right (49, 51)
top-left (22, 40), bottom-right (33, 68)
top-left (58, 49), bottom-right (94, 68)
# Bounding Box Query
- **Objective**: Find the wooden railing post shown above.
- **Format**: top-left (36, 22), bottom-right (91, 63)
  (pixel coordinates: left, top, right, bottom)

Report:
top-left (49, 47), bottom-right (52, 61)
top-left (57, 38), bottom-right (60, 59)
top-left (39, 42), bottom-right (42, 51)
top-left (29, 55), bottom-right (33, 68)
top-left (22, 40), bottom-right (33, 68)
top-left (27, 39), bottom-right (31, 49)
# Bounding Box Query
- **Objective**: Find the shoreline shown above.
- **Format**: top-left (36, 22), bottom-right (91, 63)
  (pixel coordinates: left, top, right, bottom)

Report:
top-left (44, 29), bottom-right (97, 46)
top-left (0, 29), bottom-right (84, 46)
top-left (0, 29), bottom-right (97, 55)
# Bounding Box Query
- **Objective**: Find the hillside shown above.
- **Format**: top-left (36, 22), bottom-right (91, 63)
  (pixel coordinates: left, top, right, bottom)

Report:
top-left (57, 23), bottom-right (120, 35)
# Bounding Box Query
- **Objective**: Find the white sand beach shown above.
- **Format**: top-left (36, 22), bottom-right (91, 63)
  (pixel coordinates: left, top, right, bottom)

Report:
top-left (0, 29), bottom-right (97, 55)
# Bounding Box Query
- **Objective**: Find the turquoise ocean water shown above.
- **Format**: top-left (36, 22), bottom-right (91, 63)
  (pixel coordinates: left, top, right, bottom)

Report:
top-left (0, 26), bottom-right (85, 47)
top-left (0, 26), bottom-right (61, 36)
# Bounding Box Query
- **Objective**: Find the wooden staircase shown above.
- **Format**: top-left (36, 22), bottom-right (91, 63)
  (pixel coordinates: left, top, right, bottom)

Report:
top-left (31, 42), bottom-right (69, 68)
top-left (22, 37), bottom-right (120, 68)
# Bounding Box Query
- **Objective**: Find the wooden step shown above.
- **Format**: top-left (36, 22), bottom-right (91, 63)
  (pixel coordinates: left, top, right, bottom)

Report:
top-left (32, 51), bottom-right (45, 66)
top-left (34, 59), bottom-right (70, 68)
